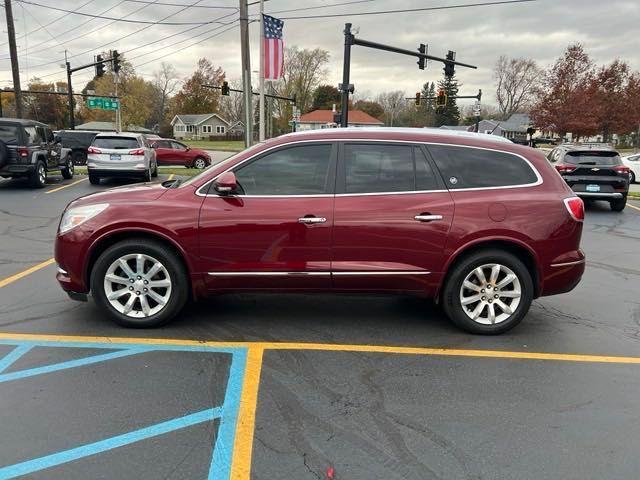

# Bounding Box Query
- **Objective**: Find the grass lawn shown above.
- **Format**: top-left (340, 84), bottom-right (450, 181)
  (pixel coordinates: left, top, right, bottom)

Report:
top-left (182, 140), bottom-right (244, 152)
top-left (75, 166), bottom-right (202, 177)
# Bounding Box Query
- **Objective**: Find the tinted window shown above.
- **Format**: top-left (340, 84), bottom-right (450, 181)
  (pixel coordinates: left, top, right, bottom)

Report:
top-left (234, 144), bottom-right (332, 195)
top-left (344, 144), bottom-right (414, 193)
top-left (58, 131), bottom-right (97, 148)
top-left (93, 136), bottom-right (140, 149)
top-left (415, 148), bottom-right (439, 191)
top-left (171, 141), bottom-right (186, 150)
top-left (428, 145), bottom-right (538, 189)
top-left (564, 151), bottom-right (621, 166)
top-left (0, 124), bottom-right (20, 144)
top-left (154, 140), bottom-right (171, 148)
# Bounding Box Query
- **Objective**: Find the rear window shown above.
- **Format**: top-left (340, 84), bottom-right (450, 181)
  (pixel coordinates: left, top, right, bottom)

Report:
top-left (93, 136), bottom-right (139, 150)
top-left (428, 145), bottom-right (538, 189)
top-left (564, 151), bottom-right (621, 166)
top-left (0, 124), bottom-right (20, 144)
top-left (58, 131), bottom-right (97, 148)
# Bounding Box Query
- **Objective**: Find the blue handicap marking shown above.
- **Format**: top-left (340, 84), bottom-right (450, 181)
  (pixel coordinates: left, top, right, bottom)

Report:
top-left (0, 339), bottom-right (248, 480)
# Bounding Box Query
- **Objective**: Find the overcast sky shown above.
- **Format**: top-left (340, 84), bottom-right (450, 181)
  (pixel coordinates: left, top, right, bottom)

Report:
top-left (1, 0), bottom-right (638, 107)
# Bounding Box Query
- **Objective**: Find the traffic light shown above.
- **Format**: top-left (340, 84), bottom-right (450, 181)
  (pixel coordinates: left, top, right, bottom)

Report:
top-left (415, 92), bottom-right (421, 106)
top-left (444, 50), bottom-right (455, 78)
top-left (221, 81), bottom-right (230, 96)
top-left (436, 89), bottom-right (447, 108)
top-left (95, 55), bottom-right (105, 77)
top-left (112, 50), bottom-right (121, 74)
top-left (417, 43), bottom-right (426, 70)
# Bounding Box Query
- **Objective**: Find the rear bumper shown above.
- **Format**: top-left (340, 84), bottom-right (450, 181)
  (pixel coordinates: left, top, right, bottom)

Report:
top-left (0, 164), bottom-right (35, 175)
top-left (87, 168), bottom-right (148, 178)
top-left (540, 250), bottom-right (586, 296)
top-left (575, 192), bottom-right (624, 199)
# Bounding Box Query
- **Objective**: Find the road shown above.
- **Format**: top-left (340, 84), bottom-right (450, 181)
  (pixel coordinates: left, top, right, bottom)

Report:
top-left (1, 172), bottom-right (640, 479)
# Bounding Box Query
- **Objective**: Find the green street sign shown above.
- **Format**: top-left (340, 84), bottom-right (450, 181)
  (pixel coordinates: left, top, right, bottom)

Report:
top-left (87, 97), bottom-right (119, 110)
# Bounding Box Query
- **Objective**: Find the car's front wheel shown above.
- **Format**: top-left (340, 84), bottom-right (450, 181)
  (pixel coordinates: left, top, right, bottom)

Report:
top-left (193, 157), bottom-right (207, 169)
top-left (442, 249), bottom-right (533, 334)
top-left (91, 239), bottom-right (189, 328)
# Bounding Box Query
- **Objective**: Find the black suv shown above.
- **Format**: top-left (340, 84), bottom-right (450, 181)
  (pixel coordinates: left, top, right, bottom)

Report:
top-left (547, 143), bottom-right (629, 211)
top-left (0, 118), bottom-right (74, 188)
top-left (54, 129), bottom-right (97, 165)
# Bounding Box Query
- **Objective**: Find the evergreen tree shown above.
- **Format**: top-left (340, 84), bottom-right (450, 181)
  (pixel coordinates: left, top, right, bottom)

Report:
top-left (435, 74), bottom-right (460, 126)
top-left (419, 81), bottom-right (437, 127)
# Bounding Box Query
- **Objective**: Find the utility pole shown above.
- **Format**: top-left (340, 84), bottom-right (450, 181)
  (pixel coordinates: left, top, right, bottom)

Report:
top-left (340, 23), bottom-right (354, 127)
top-left (5, 0), bottom-right (23, 118)
top-left (239, 0), bottom-right (253, 147)
top-left (258, 0), bottom-right (265, 142)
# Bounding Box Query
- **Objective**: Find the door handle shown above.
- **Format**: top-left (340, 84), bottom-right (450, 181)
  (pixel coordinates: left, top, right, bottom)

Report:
top-left (414, 214), bottom-right (443, 222)
top-left (298, 216), bottom-right (327, 224)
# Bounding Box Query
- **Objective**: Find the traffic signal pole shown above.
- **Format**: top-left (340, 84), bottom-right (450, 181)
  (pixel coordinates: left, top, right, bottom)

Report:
top-left (340, 23), bottom-right (477, 128)
top-left (239, 0), bottom-right (253, 147)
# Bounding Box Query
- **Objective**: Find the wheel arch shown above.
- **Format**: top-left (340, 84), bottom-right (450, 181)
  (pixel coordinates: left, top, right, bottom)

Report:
top-left (439, 238), bottom-right (541, 300)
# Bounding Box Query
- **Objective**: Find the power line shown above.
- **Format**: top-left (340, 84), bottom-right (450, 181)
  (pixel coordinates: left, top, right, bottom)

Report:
top-left (277, 0), bottom-right (537, 19)
top-left (263, 0), bottom-right (380, 16)
top-left (14, 0), bottom-right (228, 25)
top-left (123, 0), bottom-right (237, 9)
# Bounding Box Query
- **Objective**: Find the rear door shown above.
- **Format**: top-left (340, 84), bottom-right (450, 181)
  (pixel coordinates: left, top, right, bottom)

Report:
top-left (153, 140), bottom-right (173, 165)
top-left (332, 142), bottom-right (454, 293)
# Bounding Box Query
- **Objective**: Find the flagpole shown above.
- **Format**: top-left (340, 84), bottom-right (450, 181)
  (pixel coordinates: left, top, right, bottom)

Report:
top-left (258, 1), bottom-right (265, 142)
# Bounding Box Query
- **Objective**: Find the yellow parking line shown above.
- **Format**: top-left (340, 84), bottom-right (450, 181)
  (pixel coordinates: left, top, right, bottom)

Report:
top-left (167, 173), bottom-right (175, 181)
top-left (627, 203), bottom-right (640, 213)
top-left (45, 178), bottom-right (87, 194)
top-left (0, 258), bottom-right (56, 289)
top-left (0, 333), bottom-right (640, 365)
top-left (231, 346), bottom-right (264, 480)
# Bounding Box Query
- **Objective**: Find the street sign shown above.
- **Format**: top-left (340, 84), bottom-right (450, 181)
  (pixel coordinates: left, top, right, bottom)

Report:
top-left (473, 100), bottom-right (481, 116)
top-left (87, 97), bottom-right (118, 110)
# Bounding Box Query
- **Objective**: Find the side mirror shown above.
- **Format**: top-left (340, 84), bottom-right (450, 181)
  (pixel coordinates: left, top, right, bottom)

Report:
top-left (185, 146), bottom-right (191, 151)
top-left (214, 171), bottom-right (237, 194)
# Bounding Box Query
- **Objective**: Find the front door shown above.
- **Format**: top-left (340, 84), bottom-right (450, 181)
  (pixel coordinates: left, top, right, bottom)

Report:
top-left (171, 141), bottom-right (191, 166)
top-left (332, 142), bottom-right (454, 294)
top-left (199, 142), bottom-right (337, 291)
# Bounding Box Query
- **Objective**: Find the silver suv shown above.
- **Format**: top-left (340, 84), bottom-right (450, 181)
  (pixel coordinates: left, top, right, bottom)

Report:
top-left (87, 132), bottom-right (158, 185)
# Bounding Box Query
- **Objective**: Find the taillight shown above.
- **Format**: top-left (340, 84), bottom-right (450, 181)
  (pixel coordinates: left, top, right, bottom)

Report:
top-left (555, 164), bottom-right (577, 174)
top-left (87, 146), bottom-right (101, 154)
top-left (564, 197), bottom-right (584, 222)
top-left (129, 149), bottom-right (145, 155)
top-left (613, 165), bottom-right (630, 175)
top-left (18, 148), bottom-right (29, 158)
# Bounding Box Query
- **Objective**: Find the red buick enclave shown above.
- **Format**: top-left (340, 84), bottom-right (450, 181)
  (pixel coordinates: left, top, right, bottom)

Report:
top-left (55, 128), bottom-right (585, 334)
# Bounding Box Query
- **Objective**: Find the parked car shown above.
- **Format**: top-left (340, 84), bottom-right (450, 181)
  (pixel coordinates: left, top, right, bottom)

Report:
top-left (54, 129), bottom-right (97, 165)
top-left (87, 132), bottom-right (158, 185)
top-left (547, 144), bottom-right (629, 211)
top-left (55, 127), bottom-right (585, 334)
top-left (0, 118), bottom-right (74, 188)
top-left (622, 153), bottom-right (640, 184)
top-left (151, 139), bottom-right (211, 169)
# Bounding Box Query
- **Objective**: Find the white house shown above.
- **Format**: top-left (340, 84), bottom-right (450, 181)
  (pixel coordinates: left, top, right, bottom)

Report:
top-left (170, 113), bottom-right (231, 140)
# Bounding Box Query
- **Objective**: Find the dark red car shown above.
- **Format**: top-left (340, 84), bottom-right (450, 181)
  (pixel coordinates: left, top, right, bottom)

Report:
top-left (55, 128), bottom-right (585, 334)
top-left (151, 138), bottom-right (211, 168)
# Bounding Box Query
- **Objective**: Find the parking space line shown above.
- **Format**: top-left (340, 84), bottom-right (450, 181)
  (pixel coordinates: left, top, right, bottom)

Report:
top-left (167, 173), bottom-right (175, 181)
top-left (627, 203), bottom-right (640, 212)
top-left (230, 346), bottom-right (264, 480)
top-left (0, 407), bottom-right (223, 479)
top-left (0, 347), bottom-right (148, 383)
top-left (0, 258), bottom-right (56, 289)
top-left (0, 345), bottom-right (33, 373)
top-left (45, 178), bottom-right (87, 194)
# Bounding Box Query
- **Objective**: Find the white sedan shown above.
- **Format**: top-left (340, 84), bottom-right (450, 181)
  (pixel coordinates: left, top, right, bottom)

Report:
top-left (622, 153), bottom-right (640, 184)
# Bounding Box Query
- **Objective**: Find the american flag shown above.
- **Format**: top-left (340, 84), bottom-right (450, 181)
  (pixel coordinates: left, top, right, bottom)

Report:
top-left (263, 14), bottom-right (284, 80)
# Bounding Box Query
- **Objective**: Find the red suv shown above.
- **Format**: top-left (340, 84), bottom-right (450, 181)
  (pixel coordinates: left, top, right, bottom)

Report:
top-left (55, 128), bottom-right (585, 334)
top-left (151, 139), bottom-right (211, 169)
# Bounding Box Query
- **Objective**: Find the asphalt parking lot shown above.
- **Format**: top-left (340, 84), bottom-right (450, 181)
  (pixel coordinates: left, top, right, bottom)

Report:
top-left (1, 174), bottom-right (640, 479)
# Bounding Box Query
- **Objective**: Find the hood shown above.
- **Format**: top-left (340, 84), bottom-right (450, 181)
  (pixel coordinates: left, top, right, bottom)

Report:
top-left (70, 181), bottom-right (169, 208)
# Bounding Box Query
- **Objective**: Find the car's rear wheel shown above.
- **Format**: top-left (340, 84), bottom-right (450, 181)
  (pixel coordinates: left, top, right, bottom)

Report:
top-left (610, 196), bottom-right (626, 212)
top-left (193, 157), bottom-right (207, 169)
top-left (61, 156), bottom-right (74, 179)
top-left (442, 249), bottom-right (533, 334)
top-left (88, 174), bottom-right (100, 185)
top-left (143, 168), bottom-right (151, 182)
top-left (91, 239), bottom-right (189, 328)
top-left (29, 161), bottom-right (47, 188)
top-left (629, 171), bottom-right (636, 184)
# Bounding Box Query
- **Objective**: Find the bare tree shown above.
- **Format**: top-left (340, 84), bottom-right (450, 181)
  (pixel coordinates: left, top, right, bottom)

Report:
top-left (376, 91), bottom-right (406, 126)
top-left (152, 62), bottom-right (180, 133)
top-left (494, 55), bottom-right (541, 119)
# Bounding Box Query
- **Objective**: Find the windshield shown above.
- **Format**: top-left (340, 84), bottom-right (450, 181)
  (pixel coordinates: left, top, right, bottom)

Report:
top-left (0, 124), bottom-right (20, 144)
top-left (93, 137), bottom-right (139, 150)
top-left (564, 151), bottom-right (621, 166)
top-left (178, 143), bottom-right (266, 188)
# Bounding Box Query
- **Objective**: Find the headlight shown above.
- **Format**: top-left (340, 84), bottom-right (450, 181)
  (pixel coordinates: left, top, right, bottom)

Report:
top-left (59, 203), bottom-right (109, 234)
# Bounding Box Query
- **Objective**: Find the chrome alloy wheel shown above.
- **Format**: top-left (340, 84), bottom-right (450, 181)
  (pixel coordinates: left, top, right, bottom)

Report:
top-left (38, 164), bottom-right (46, 184)
top-left (103, 253), bottom-right (172, 318)
top-left (194, 158), bottom-right (206, 169)
top-left (459, 263), bottom-right (522, 325)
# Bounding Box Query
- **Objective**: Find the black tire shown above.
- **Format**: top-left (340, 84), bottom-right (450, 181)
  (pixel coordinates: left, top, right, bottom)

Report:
top-left (88, 174), bottom-right (100, 185)
top-left (61, 156), bottom-right (74, 179)
top-left (151, 161), bottom-right (158, 178)
top-left (143, 168), bottom-right (151, 182)
top-left (610, 196), bottom-right (626, 212)
top-left (442, 249), bottom-right (534, 334)
top-left (630, 171), bottom-right (636, 184)
top-left (29, 161), bottom-right (47, 188)
top-left (91, 238), bottom-right (189, 328)
top-left (193, 157), bottom-right (207, 169)
top-left (0, 140), bottom-right (8, 168)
